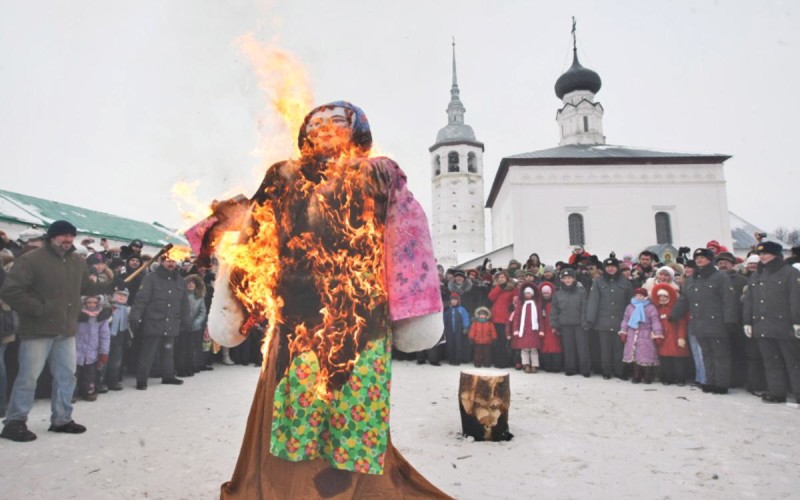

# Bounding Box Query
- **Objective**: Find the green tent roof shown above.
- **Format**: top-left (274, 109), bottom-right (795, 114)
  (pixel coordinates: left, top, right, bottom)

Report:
top-left (0, 189), bottom-right (187, 248)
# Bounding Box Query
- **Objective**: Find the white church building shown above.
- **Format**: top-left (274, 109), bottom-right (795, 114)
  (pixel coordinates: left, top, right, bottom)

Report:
top-left (442, 33), bottom-right (734, 268)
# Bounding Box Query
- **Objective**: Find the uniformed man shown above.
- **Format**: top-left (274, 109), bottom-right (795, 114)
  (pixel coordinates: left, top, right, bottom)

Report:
top-left (586, 253), bottom-right (633, 379)
top-left (742, 241), bottom-right (800, 403)
top-left (671, 248), bottom-right (737, 394)
top-left (715, 251), bottom-right (753, 389)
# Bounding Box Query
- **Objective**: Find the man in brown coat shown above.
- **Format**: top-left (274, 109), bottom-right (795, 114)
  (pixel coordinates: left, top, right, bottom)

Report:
top-left (0, 220), bottom-right (112, 442)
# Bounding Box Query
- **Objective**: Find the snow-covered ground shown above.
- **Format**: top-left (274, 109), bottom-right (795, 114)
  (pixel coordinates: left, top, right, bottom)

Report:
top-left (2, 361), bottom-right (799, 499)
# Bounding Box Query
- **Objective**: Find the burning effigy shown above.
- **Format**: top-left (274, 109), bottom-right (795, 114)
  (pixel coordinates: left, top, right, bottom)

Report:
top-left (192, 101), bottom-right (449, 498)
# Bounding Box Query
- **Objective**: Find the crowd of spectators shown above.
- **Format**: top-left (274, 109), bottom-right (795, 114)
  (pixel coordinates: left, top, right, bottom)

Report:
top-left (0, 221), bottom-right (260, 442)
top-left (416, 239), bottom-right (800, 406)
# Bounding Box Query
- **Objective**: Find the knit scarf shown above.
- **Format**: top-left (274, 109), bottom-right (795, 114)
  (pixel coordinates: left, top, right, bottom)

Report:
top-left (81, 305), bottom-right (102, 317)
top-left (517, 300), bottom-right (539, 336)
top-left (627, 298), bottom-right (649, 329)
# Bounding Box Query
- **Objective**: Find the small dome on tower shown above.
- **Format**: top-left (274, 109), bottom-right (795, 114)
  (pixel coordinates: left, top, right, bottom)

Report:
top-left (554, 50), bottom-right (602, 100)
top-left (436, 123), bottom-right (476, 143)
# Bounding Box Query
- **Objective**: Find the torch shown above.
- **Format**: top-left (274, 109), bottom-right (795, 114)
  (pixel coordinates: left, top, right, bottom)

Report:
top-left (123, 243), bottom-right (173, 283)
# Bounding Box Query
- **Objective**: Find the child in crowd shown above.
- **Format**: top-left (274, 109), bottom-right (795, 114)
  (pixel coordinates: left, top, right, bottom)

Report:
top-left (75, 295), bottom-right (111, 401)
top-left (443, 292), bottom-right (470, 366)
top-left (105, 289), bottom-right (131, 391)
top-left (177, 275), bottom-right (207, 377)
top-left (511, 285), bottom-right (543, 373)
top-left (620, 287), bottom-right (663, 384)
top-left (551, 269), bottom-right (590, 377)
top-left (538, 283), bottom-right (563, 372)
top-left (469, 307), bottom-right (496, 368)
top-left (652, 284), bottom-right (690, 385)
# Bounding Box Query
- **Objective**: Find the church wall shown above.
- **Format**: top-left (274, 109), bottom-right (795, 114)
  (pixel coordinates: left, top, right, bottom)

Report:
top-left (494, 162), bottom-right (732, 264)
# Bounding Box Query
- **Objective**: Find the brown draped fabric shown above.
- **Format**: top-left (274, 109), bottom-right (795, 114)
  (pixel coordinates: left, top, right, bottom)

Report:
top-left (220, 334), bottom-right (452, 499)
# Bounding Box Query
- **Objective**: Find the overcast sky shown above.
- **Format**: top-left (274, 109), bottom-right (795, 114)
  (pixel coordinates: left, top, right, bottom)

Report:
top-left (1, 1), bottom-right (798, 242)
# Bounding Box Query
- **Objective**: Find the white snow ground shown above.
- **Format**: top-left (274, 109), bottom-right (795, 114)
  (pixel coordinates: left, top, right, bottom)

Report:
top-left (1, 361), bottom-right (799, 499)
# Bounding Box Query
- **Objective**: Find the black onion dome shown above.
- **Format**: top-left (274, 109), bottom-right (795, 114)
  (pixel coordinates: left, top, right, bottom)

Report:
top-left (554, 50), bottom-right (602, 99)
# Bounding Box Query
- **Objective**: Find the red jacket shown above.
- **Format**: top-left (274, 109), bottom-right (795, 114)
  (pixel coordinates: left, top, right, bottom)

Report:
top-left (539, 301), bottom-right (562, 354)
top-left (488, 285), bottom-right (516, 324)
top-left (652, 284), bottom-right (690, 358)
top-left (469, 321), bottom-right (497, 345)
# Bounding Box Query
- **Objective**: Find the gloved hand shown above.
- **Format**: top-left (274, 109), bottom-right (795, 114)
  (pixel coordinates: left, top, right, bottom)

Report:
top-left (653, 337), bottom-right (665, 348)
top-left (619, 331), bottom-right (627, 344)
top-left (97, 353), bottom-right (109, 367)
top-left (794, 324), bottom-right (800, 339)
top-left (743, 325), bottom-right (753, 338)
top-left (539, 331), bottom-right (545, 337)
top-left (677, 338), bottom-right (687, 348)
top-left (552, 328), bottom-right (559, 336)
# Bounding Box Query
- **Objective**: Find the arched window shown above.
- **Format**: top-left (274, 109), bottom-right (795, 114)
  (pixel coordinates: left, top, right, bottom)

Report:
top-left (655, 212), bottom-right (673, 244)
top-left (433, 155), bottom-right (441, 176)
top-left (448, 151), bottom-right (460, 172)
top-left (568, 213), bottom-right (585, 246)
top-left (467, 152), bottom-right (477, 173)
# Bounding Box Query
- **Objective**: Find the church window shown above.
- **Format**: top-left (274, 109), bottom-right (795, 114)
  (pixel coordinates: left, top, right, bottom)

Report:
top-left (655, 212), bottom-right (673, 244)
top-left (452, 224), bottom-right (457, 230)
top-left (568, 213), bottom-right (585, 246)
top-left (434, 155), bottom-right (441, 176)
top-left (467, 152), bottom-right (477, 173)
top-left (583, 116), bottom-right (589, 132)
top-left (448, 152), bottom-right (460, 172)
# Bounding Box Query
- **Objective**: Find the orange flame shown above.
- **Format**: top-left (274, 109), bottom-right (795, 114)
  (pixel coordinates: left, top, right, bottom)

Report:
top-left (235, 33), bottom-right (315, 164)
top-left (165, 245), bottom-right (193, 262)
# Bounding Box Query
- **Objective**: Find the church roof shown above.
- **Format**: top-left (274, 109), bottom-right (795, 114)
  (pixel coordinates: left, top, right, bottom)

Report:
top-left (0, 188), bottom-right (187, 247)
top-left (435, 123), bottom-right (477, 143)
top-left (485, 144), bottom-right (731, 208)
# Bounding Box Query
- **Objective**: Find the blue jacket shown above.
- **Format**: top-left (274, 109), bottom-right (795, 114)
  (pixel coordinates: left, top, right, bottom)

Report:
top-left (443, 305), bottom-right (471, 335)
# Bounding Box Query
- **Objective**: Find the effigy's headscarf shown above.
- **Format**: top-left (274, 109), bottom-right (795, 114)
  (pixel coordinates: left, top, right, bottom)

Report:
top-left (297, 100), bottom-right (373, 153)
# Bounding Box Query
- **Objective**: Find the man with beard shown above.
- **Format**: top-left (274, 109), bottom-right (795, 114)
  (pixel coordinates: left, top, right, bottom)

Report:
top-left (671, 248), bottom-right (737, 394)
top-left (631, 250), bottom-right (657, 288)
top-left (743, 241), bottom-right (800, 403)
top-left (586, 253), bottom-right (632, 379)
top-left (0, 220), bottom-right (113, 442)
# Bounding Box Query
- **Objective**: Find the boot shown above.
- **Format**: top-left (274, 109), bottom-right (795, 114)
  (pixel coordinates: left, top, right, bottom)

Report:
top-left (523, 365), bottom-right (532, 374)
top-left (643, 367), bottom-right (654, 384)
top-left (221, 347), bottom-right (234, 366)
top-left (632, 365), bottom-right (642, 384)
top-left (1, 421), bottom-right (37, 442)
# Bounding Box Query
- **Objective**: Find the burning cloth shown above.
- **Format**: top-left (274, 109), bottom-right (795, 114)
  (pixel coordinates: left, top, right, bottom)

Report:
top-left (198, 101), bottom-right (448, 498)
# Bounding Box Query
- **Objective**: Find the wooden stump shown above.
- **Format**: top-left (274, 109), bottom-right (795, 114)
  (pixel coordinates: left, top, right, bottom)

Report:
top-left (458, 369), bottom-right (512, 441)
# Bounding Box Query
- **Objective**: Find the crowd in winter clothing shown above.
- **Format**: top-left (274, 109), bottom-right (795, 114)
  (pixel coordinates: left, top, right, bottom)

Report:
top-left (0, 223), bottom-right (261, 442)
top-left (415, 240), bottom-right (800, 406)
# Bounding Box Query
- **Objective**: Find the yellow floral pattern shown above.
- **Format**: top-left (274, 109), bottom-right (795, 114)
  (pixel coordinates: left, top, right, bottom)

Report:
top-left (271, 337), bottom-right (391, 474)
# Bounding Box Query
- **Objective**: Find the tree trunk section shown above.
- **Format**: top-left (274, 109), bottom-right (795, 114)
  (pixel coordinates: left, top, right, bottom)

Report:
top-left (458, 369), bottom-right (512, 442)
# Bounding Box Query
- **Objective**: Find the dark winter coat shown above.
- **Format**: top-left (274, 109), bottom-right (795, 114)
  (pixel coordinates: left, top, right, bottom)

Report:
top-left (129, 265), bottom-right (190, 337)
top-left (671, 264), bottom-right (737, 337)
top-left (585, 273), bottom-right (632, 331)
top-left (443, 305), bottom-right (470, 338)
top-left (742, 257), bottom-right (800, 339)
top-left (725, 269), bottom-right (748, 322)
top-left (551, 284), bottom-right (587, 328)
top-left (0, 244), bottom-right (113, 339)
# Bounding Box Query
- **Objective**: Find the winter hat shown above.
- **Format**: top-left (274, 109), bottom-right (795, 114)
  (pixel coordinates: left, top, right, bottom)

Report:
top-left (603, 252), bottom-right (620, 268)
top-left (657, 288), bottom-right (670, 297)
top-left (572, 245), bottom-right (584, 253)
top-left (543, 264), bottom-right (556, 273)
top-left (539, 283), bottom-right (555, 295)
top-left (86, 253), bottom-right (105, 266)
top-left (756, 241), bottom-right (783, 256)
top-left (693, 248), bottom-right (715, 261)
top-left (560, 268), bottom-right (577, 279)
top-left (452, 270), bottom-right (466, 279)
top-left (113, 288), bottom-right (130, 299)
top-left (655, 266), bottom-right (675, 279)
top-left (129, 239), bottom-right (144, 248)
top-left (74, 246), bottom-right (89, 257)
top-left (17, 227), bottom-right (45, 243)
top-left (522, 286), bottom-right (535, 296)
top-left (523, 269), bottom-right (537, 277)
top-left (745, 254), bottom-right (760, 265)
top-left (46, 220), bottom-right (77, 239)
top-left (706, 240), bottom-right (721, 250)
top-left (449, 292), bottom-right (461, 301)
top-left (474, 306), bottom-right (491, 317)
top-left (715, 251), bottom-right (736, 264)
top-left (633, 287), bottom-right (648, 297)
top-left (467, 269), bottom-right (479, 278)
